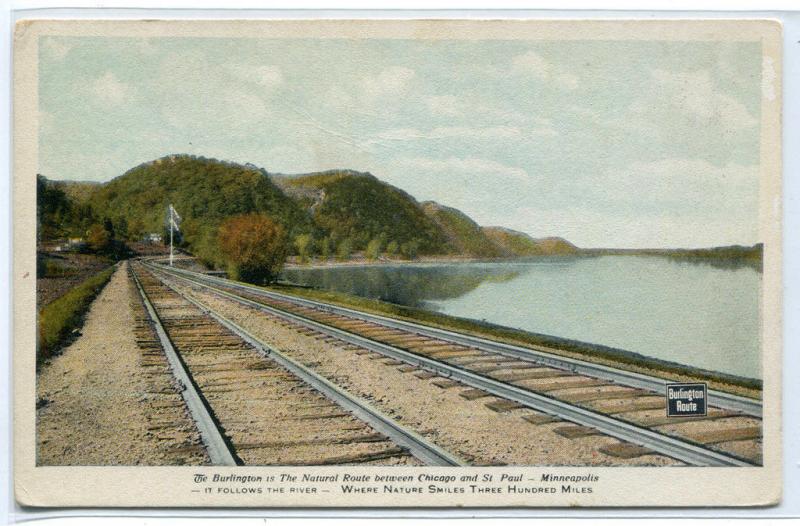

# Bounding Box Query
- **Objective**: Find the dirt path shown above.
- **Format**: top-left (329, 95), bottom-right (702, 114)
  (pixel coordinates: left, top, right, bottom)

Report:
top-left (36, 262), bottom-right (207, 465)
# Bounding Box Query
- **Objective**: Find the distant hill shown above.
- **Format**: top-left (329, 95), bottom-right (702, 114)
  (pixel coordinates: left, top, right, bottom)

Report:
top-left (49, 180), bottom-right (101, 204)
top-left (39, 154), bottom-right (581, 265)
top-left (482, 227), bottom-right (579, 256)
top-left (583, 243), bottom-right (763, 269)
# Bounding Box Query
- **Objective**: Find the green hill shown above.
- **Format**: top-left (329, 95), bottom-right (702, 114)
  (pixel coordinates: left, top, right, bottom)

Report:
top-left (275, 170), bottom-right (448, 257)
top-left (420, 201), bottom-right (503, 258)
top-left (39, 155), bottom-right (581, 265)
top-left (88, 155), bottom-right (313, 266)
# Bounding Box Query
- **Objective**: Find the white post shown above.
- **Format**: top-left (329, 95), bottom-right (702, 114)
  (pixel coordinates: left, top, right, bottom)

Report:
top-left (169, 204), bottom-right (174, 267)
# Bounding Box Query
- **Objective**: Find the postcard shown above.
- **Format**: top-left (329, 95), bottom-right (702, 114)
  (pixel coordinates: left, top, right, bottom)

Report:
top-left (13, 18), bottom-right (782, 507)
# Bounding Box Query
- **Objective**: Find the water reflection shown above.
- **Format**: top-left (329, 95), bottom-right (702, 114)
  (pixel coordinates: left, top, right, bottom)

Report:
top-left (280, 260), bottom-right (573, 307)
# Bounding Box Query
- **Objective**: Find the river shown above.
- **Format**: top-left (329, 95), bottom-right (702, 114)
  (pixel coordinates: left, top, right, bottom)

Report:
top-left (281, 255), bottom-right (761, 380)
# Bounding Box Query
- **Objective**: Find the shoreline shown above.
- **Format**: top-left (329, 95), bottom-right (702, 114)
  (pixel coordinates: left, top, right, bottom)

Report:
top-left (283, 253), bottom-right (583, 270)
top-left (283, 249), bottom-right (763, 271)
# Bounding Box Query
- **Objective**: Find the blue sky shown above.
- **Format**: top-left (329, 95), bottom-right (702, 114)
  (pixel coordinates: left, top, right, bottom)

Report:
top-left (39, 36), bottom-right (763, 248)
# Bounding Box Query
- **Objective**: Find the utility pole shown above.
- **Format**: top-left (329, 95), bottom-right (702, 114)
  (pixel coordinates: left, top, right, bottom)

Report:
top-left (168, 204), bottom-right (181, 267)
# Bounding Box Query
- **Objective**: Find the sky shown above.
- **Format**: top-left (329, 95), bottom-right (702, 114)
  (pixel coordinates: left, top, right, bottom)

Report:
top-left (38, 36), bottom-right (764, 248)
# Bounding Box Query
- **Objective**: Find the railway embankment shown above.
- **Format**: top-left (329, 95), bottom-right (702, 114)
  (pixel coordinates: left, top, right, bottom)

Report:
top-left (36, 262), bottom-right (208, 465)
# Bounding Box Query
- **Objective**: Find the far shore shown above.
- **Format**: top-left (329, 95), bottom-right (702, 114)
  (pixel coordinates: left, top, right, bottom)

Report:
top-left (282, 246), bottom-right (762, 270)
top-left (282, 253), bottom-right (581, 270)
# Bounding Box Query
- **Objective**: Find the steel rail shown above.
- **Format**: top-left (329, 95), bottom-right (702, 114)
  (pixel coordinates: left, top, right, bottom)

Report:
top-left (153, 263), bottom-right (762, 418)
top-left (130, 265), bottom-right (239, 466)
top-left (147, 268), bottom-right (466, 467)
top-left (150, 264), bottom-right (757, 467)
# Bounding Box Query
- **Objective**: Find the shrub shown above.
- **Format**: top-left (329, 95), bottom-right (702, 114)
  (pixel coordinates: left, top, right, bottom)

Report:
top-left (218, 213), bottom-right (289, 284)
top-left (37, 266), bottom-right (115, 366)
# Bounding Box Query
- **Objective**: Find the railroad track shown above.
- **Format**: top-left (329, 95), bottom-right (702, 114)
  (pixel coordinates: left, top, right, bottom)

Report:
top-left (130, 262), bottom-right (464, 467)
top-left (148, 261), bottom-right (763, 467)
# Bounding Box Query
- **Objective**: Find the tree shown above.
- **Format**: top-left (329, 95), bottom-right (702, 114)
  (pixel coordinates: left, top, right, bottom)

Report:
top-left (218, 213), bottom-right (289, 284)
top-left (86, 223), bottom-right (111, 253)
top-left (365, 236), bottom-right (383, 261)
top-left (336, 238), bottom-right (353, 261)
top-left (37, 175), bottom-right (71, 241)
top-left (318, 237), bottom-right (332, 261)
top-left (293, 233), bottom-right (313, 264)
top-left (400, 239), bottom-right (420, 260)
top-left (127, 218), bottom-right (145, 241)
top-left (385, 240), bottom-right (399, 258)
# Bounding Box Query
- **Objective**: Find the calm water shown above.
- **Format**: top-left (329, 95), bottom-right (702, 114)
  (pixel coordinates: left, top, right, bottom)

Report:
top-left (282, 256), bottom-right (762, 380)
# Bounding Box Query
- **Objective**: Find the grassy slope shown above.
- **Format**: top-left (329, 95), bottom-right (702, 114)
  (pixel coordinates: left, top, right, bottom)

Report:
top-left (37, 265), bottom-right (116, 366)
top-left (266, 282), bottom-right (762, 398)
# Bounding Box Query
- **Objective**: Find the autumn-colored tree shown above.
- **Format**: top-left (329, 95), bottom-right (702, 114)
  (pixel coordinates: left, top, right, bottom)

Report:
top-left (86, 223), bottom-right (111, 253)
top-left (218, 213), bottom-right (289, 284)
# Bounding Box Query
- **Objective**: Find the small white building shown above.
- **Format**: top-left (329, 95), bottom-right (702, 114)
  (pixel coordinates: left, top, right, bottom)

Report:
top-left (65, 238), bottom-right (86, 251)
top-left (143, 233), bottom-right (162, 244)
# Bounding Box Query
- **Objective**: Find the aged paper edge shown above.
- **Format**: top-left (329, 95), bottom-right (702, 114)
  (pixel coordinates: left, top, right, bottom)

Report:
top-left (13, 18), bottom-right (783, 508)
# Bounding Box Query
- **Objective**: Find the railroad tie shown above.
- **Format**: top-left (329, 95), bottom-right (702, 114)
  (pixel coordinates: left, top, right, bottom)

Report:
top-left (558, 388), bottom-right (649, 404)
top-left (598, 443), bottom-right (655, 459)
top-left (431, 378), bottom-right (461, 389)
top-left (484, 399), bottom-right (526, 413)
top-left (638, 411), bottom-right (738, 428)
top-left (521, 414), bottom-right (559, 425)
top-left (602, 397), bottom-right (667, 414)
top-left (459, 388), bottom-right (493, 401)
top-left (685, 426), bottom-right (761, 445)
top-left (553, 425), bottom-right (604, 439)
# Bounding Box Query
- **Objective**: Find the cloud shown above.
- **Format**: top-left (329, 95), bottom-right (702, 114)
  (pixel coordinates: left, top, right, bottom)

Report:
top-left (425, 95), bottom-right (460, 116)
top-left (596, 158), bottom-right (758, 221)
top-left (348, 66), bottom-right (416, 110)
top-left (511, 50), bottom-right (579, 90)
top-left (371, 125), bottom-right (523, 142)
top-left (225, 64), bottom-right (284, 90)
top-left (392, 156), bottom-right (532, 183)
top-left (364, 123), bottom-right (557, 150)
top-left (637, 69), bottom-right (757, 131)
top-left (91, 72), bottom-right (132, 107)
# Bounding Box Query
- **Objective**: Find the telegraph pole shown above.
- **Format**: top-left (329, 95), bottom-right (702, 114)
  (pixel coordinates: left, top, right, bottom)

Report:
top-left (168, 204), bottom-right (181, 267)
